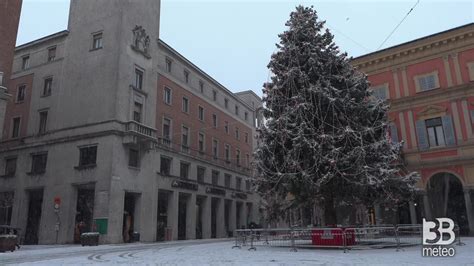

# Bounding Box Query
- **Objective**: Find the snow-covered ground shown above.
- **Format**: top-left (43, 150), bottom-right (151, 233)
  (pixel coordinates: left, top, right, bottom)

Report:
top-left (1, 238), bottom-right (473, 265)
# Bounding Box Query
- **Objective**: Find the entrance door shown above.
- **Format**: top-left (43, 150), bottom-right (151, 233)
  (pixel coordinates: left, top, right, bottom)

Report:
top-left (211, 198), bottom-right (217, 238)
top-left (178, 194), bottom-right (187, 240)
top-left (24, 189), bottom-right (44, 245)
top-left (196, 196), bottom-right (204, 239)
top-left (427, 173), bottom-right (469, 235)
top-left (74, 188), bottom-right (95, 243)
top-left (123, 193), bottom-right (136, 243)
top-left (157, 191), bottom-right (169, 241)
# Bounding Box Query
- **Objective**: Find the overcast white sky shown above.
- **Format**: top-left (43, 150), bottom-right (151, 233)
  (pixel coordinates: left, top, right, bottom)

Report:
top-left (17, 0), bottom-right (474, 96)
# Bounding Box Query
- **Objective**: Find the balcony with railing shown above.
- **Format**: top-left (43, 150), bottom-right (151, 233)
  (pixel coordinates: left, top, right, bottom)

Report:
top-left (123, 121), bottom-right (157, 145)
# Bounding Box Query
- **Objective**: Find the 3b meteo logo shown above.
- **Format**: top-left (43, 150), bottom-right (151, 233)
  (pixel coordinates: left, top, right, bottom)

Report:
top-left (422, 218), bottom-right (456, 257)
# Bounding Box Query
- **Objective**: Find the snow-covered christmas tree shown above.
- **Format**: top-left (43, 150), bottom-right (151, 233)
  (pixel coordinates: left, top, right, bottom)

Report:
top-left (255, 6), bottom-right (419, 225)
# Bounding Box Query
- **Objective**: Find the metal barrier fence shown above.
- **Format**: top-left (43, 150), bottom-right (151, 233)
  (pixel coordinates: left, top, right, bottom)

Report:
top-left (232, 224), bottom-right (463, 252)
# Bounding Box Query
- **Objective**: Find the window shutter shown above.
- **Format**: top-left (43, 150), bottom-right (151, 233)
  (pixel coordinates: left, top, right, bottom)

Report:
top-left (442, 115), bottom-right (456, 146)
top-left (415, 120), bottom-right (428, 150)
top-left (390, 123), bottom-right (399, 143)
top-left (470, 110), bottom-right (474, 124)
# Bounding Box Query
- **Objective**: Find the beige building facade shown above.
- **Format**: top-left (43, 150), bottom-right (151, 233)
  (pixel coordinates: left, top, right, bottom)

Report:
top-left (0, 0), bottom-right (262, 244)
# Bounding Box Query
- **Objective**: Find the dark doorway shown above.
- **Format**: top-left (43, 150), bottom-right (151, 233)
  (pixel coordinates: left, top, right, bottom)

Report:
top-left (196, 196), bottom-right (205, 239)
top-left (178, 194), bottom-right (188, 240)
top-left (211, 198), bottom-right (218, 238)
top-left (123, 193), bottom-right (136, 243)
top-left (427, 173), bottom-right (469, 235)
top-left (397, 201), bottom-right (411, 224)
top-left (74, 188), bottom-right (95, 244)
top-left (157, 191), bottom-right (169, 241)
top-left (236, 202), bottom-right (242, 229)
top-left (24, 189), bottom-right (44, 245)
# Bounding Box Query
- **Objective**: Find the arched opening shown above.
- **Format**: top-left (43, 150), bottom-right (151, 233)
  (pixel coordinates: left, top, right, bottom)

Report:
top-left (426, 172), bottom-right (469, 235)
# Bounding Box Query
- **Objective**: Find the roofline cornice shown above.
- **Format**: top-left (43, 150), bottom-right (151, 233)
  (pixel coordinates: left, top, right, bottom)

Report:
top-left (15, 30), bottom-right (69, 52)
top-left (352, 23), bottom-right (474, 70)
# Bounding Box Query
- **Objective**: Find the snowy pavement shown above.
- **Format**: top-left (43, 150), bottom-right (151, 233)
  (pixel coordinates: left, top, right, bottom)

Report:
top-left (1, 238), bottom-right (473, 265)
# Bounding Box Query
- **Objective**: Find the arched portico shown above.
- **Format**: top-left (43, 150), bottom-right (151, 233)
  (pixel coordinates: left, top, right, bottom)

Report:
top-left (425, 172), bottom-right (474, 235)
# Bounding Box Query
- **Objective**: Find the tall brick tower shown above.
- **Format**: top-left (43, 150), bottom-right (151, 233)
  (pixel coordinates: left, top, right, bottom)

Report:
top-left (0, 0), bottom-right (22, 138)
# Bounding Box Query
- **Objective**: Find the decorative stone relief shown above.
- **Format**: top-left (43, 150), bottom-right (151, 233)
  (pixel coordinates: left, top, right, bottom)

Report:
top-left (131, 25), bottom-right (151, 59)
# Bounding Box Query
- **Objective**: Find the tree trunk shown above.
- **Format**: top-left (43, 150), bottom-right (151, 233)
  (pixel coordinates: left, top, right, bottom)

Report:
top-left (323, 198), bottom-right (338, 226)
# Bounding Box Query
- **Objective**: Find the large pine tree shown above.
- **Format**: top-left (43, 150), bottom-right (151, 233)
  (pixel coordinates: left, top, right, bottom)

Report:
top-left (255, 6), bottom-right (419, 225)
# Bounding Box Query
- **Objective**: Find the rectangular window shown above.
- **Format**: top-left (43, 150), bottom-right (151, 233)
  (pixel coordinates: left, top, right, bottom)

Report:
top-left (212, 114), bottom-right (217, 128)
top-left (236, 177), bottom-right (242, 191)
top-left (135, 68), bottom-right (143, 90)
top-left (182, 126), bottom-right (189, 153)
top-left (245, 180), bottom-right (251, 191)
top-left (38, 110), bottom-right (48, 134)
top-left (43, 77), bottom-right (52, 96)
top-left (199, 80), bottom-right (204, 93)
top-left (79, 145), bottom-right (97, 167)
top-left (31, 153), bottom-right (47, 174)
top-left (426, 117), bottom-right (445, 147)
top-left (246, 154), bottom-right (250, 167)
top-left (4, 157), bottom-right (17, 177)
top-left (212, 170), bottom-right (219, 186)
top-left (245, 132), bottom-right (249, 143)
top-left (236, 149), bottom-right (241, 166)
top-left (184, 70), bottom-right (189, 83)
top-left (165, 58), bottom-right (172, 72)
top-left (129, 148), bottom-right (139, 168)
top-left (235, 105), bottom-right (239, 116)
top-left (418, 74), bottom-right (438, 91)
top-left (160, 157), bottom-right (172, 176)
top-left (133, 102), bottom-right (142, 123)
top-left (224, 174), bottom-right (231, 188)
top-left (198, 106), bottom-right (204, 121)
top-left (224, 98), bottom-right (229, 109)
top-left (225, 144), bottom-right (230, 162)
top-left (21, 56), bottom-right (30, 70)
top-left (371, 85), bottom-right (389, 100)
top-left (16, 85), bottom-right (26, 102)
top-left (212, 90), bottom-right (217, 101)
top-left (92, 33), bottom-right (103, 49)
top-left (48, 47), bottom-right (56, 62)
top-left (245, 112), bottom-right (248, 121)
top-left (224, 121), bottom-right (229, 134)
top-left (197, 166), bottom-right (206, 183)
top-left (182, 97), bottom-right (189, 113)
top-left (180, 162), bottom-right (190, 179)
top-left (198, 133), bottom-right (205, 153)
top-left (164, 87), bottom-right (172, 104)
top-left (163, 118), bottom-right (171, 140)
top-left (212, 139), bottom-right (218, 159)
top-left (11, 117), bottom-right (20, 138)
top-left (235, 127), bottom-right (240, 140)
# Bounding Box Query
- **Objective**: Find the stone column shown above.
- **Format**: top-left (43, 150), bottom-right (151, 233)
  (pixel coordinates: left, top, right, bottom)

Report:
top-left (423, 193), bottom-right (432, 220)
top-left (167, 191), bottom-right (179, 240)
top-left (229, 200), bottom-right (236, 234)
top-left (463, 189), bottom-right (474, 236)
top-left (409, 201), bottom-right (417, 224)
top-left (186, 194), bottom-right (196, 240)
top-left (201, 196), bottom-right (211, 239)
top-left (216, 198), bottom-right (226, 238)
top-left (374, 203), bottom-right (382, 225)
top-left (105, 178), bottom-right (125, 243)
